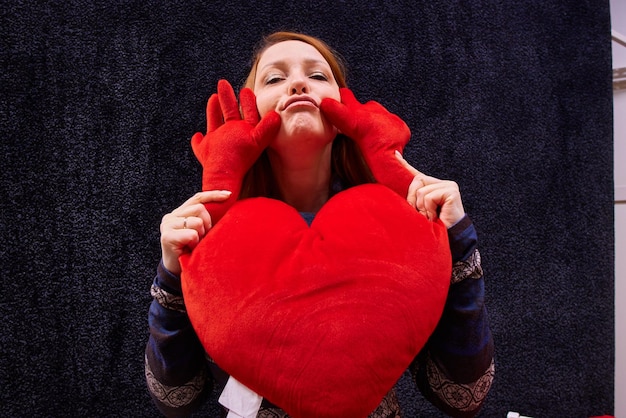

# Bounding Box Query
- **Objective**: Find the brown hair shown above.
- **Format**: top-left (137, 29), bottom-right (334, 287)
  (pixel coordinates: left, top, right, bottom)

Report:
top-left (239, 31), bottom-right (374, 200)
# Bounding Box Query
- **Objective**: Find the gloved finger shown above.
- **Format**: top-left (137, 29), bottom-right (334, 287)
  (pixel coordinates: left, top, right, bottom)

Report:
top-left (217, 79), bottom-right (241, 122)
top-left (338, 88), bottom-right (360, 107)
top-left (253, 110), bottom-right (281, 146)
top-left (240, 88), bottom-right (260, 125)
top-left (190, 132), bottom-right (205, 161)
top-left (319, 97), bottom-right (357, 134)
top-left (363, 99), bottom-right (391, 114)
top-left (206, 93), bottom-right (222, 132)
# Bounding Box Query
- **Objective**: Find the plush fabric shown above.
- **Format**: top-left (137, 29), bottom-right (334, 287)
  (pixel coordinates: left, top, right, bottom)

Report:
top-left (191, 80), bottom-right (280, 223)
top-left (180, 184), bottom-right (451, 417)
top-left (320, 88), bottom-right (416, 197)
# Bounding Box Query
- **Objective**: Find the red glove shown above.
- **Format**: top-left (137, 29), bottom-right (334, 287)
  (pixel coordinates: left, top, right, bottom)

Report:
top-left (320, 88), bottom-right (414, 197)
top-left (191, 79), bottom-right (280, 224)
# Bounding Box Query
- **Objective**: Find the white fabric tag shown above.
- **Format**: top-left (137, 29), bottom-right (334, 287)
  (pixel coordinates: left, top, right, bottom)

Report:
top-left (219, 376), bottom-right (263, 418)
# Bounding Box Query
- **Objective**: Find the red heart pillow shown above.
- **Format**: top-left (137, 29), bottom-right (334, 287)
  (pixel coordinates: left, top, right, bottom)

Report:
top-left (180, 184), bottom-right (451, 418)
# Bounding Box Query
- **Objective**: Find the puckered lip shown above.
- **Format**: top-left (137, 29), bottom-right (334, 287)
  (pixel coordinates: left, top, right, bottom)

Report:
top-left (282, 95), bottom-right (318, 110)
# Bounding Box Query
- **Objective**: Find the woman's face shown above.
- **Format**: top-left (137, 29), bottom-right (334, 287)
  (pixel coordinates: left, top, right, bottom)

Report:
top-left (253, 40), bottom-right (341, 152)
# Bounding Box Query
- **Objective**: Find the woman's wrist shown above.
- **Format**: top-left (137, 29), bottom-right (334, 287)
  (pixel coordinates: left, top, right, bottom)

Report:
top-left (162, 253), bottom-right (182, 277)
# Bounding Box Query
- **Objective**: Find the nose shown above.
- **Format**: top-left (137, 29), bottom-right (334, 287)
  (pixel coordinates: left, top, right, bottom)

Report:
top-left (289, 77), bottom-right (308, 94)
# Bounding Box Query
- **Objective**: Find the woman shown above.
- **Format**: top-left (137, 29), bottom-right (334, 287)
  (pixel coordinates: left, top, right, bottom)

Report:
top-left (146, 31), bottom-right (494, 418)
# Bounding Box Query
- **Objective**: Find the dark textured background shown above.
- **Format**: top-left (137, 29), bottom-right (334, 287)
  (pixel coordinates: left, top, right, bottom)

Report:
top-left (0, 1), bottom-right (615, 416)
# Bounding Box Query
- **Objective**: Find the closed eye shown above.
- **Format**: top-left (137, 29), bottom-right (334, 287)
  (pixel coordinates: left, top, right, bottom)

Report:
top-left (310, 72), bottom-right (329, 81)
top-left (265, 76), bottom-right (284, 85)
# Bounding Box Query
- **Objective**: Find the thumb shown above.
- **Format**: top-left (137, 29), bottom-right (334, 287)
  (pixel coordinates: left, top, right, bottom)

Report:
top-left (338, 87), bottom-right (360, 107)
top-left (190, 132), bottom-right (205, 161)
top-left (253, 110), bottom-right (281, 147)
top-left (320, 97), bottom-right (356, 134)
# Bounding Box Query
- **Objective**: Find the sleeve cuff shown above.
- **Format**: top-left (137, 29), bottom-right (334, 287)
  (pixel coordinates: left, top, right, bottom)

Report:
top-left (156, 260), bottom-right (183, 295)
top-left (447, 215), bottom-right (478, 262)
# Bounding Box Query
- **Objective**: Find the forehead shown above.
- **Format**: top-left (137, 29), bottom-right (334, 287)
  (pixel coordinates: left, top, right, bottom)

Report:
top-left (257, 40), bottom-right (329, 69)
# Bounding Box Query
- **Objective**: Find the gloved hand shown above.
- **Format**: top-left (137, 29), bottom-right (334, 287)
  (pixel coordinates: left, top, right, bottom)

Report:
top-left (320, 88), bottom-right (414, 197)
top-left (191, 79), bottom-right (281, 224)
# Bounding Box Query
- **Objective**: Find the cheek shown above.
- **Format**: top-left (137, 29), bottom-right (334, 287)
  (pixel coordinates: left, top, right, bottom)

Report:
top-left (255, 92), bottom-right (274, 118)
top-left (327, 86), bottom-right (341, 102)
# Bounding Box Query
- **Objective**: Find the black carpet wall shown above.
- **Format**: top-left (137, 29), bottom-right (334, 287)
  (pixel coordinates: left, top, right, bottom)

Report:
top-left (0, 1), bottom-right (614, 416)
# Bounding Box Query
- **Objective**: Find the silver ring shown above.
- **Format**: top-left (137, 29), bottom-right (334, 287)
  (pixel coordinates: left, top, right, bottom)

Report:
top-left (183, 217), bottom-right (188, 229)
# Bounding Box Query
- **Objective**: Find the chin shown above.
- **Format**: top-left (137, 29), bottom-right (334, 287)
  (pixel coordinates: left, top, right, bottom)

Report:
top-left (281, 116), bottom-right (322, 138)
top-left (284, 112), bottom-right (336, 138)
top-left (272, 126), bottom-right (335, 153)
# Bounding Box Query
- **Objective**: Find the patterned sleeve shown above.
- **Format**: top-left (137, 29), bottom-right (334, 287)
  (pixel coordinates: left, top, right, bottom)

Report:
top-left (411, 215), bottom-right (495, 418)
top-left (145, 261), bottom-right (212, 417)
